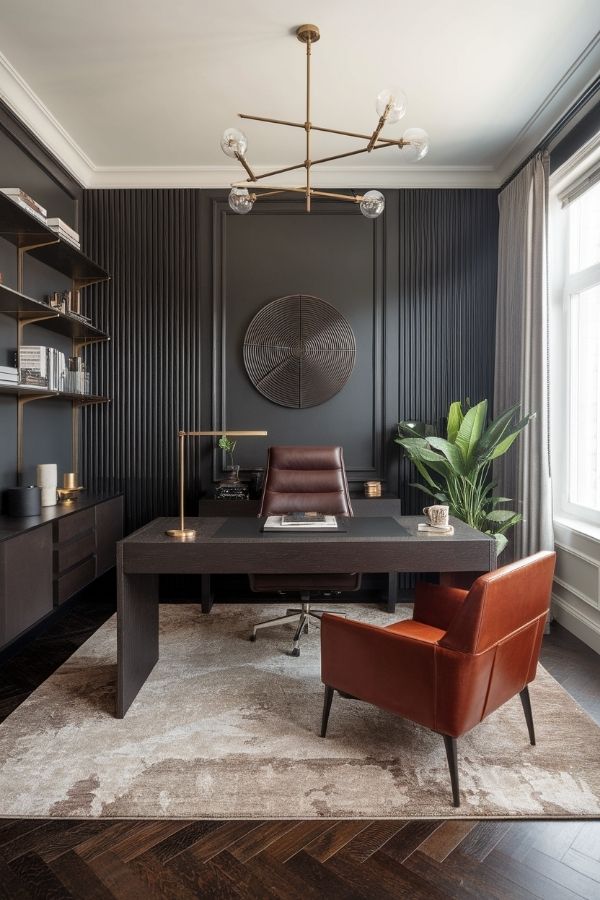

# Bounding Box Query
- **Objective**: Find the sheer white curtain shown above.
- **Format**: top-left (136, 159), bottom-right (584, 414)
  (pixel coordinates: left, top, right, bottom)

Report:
top-left (494, 152), bottom-right (554, 560)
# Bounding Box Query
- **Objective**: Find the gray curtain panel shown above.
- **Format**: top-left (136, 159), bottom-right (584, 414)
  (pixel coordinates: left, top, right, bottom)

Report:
top-left (494, 152), bottom-right (554, 560)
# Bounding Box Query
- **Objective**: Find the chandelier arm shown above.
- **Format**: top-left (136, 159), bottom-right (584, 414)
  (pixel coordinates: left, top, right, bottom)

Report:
top-left (235, 151), bottom-right (257, 182)
top-left (250, 190), bottom-right (289, 200)
top-left (237, 113), bottom-right (405, 148)
top-left (233, 182), bottom-right (364, 203)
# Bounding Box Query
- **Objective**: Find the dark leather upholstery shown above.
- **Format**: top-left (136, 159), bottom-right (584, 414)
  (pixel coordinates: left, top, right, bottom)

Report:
top-left (251, 445), bottom-right (360, 593)
top-left (320, 551), bottom-right (556, 738)
top-left (258, 446), bottom-right (354, 516)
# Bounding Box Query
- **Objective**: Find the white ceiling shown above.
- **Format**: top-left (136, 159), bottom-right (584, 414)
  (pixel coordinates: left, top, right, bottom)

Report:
top-left (0, 0), bottom-right (599, 188)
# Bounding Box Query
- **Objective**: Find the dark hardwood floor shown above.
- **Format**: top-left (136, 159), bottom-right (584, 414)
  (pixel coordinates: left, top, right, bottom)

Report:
top-left (1, 589), bottom-right (599, 899)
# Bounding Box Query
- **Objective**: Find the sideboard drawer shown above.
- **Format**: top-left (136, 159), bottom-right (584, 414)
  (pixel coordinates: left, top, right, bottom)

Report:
top-left (54, 530), bottom-right (96, 575)
top-left (56, 508), bottom-right (95, 544)
top-left (54, 557), bottom-right (96, 606)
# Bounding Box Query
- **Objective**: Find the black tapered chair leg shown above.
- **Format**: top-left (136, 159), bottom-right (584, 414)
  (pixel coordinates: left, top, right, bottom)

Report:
top-left (442, 734), bottom-right (460, 807)
top-left (519, 685), bottom-right (536, 745)
top-left (321, 685), bottom-right (334, 737)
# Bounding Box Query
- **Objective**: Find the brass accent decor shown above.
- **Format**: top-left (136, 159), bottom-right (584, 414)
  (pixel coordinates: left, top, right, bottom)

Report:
top-left (221, 24), bottom-right (429, 218)
top-left (364, 481), bottom-right (382, 498)
top-left (166, 430), bottom-right (267, 538)
top-left (243, 295), bottom-right (356, 408)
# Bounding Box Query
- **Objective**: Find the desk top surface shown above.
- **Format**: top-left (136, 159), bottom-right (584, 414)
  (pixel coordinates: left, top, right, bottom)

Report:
top-left (123, 515), bottom-right (493, 546)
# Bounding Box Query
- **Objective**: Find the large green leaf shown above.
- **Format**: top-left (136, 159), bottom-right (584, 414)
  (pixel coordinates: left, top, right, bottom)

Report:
top-left (486, 415), bottom-right (534, 460)
top-left (486, 509), bottom-right (519, 523)
top-left (475, 403), bottom-right (520, 459)
top-left (446, 402), bottom-right (463, 443)
top-left (493, 533), bottom-right (508, 555)
top-left (397, 421), bottom-right (436, 439)
top-left (426, 437), bottom-right (467, 474)
top-left (454, 400), bottom-right (487, 464)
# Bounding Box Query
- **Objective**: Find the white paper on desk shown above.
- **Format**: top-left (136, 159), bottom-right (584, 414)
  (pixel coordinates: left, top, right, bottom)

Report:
top-left (264, 515), bottom-right (338, 529)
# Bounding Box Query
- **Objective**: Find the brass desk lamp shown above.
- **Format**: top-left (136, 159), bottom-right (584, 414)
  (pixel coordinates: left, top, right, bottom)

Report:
top-left (166, 430), bottom-right (267, 539)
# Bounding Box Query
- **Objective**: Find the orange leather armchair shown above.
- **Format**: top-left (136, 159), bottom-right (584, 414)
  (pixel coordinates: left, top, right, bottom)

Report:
top-left (320, 550), bottom-right (556, 807)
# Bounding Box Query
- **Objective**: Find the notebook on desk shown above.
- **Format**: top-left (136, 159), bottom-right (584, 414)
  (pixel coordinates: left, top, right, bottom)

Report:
top-left (263, 514), bottom-right (342, 533)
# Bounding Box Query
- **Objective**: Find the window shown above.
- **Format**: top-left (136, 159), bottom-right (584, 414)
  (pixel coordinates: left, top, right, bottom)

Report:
top-left (552, 171), bottom-right (600, 525)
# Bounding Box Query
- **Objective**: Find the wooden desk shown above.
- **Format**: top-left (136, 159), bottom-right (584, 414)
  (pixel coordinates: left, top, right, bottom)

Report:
top-left (117, 515), bottom-right (496, 717)
top-left (197, 496), bottom-right (403, 612)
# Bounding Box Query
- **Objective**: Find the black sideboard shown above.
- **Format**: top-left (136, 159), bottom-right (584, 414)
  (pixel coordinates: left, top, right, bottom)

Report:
top-left (0, 494), bottom-right (123, 651)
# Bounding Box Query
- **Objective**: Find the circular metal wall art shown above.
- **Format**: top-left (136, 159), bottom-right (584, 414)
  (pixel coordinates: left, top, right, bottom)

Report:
top-left (243, 294), bottom-right (356, 408)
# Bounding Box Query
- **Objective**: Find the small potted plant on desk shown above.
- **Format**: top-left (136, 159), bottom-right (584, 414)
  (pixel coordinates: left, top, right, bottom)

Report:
top-left (215, 434), bottom-right (250, 500)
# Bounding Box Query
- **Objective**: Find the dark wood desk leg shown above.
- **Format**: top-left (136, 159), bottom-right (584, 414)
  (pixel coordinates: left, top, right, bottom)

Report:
top-left (386, 572), bottom-right (398, 613)
top-left (201, 574), bottom-right (214, 614)
top-left (117, 558), bottom-right (159, 718)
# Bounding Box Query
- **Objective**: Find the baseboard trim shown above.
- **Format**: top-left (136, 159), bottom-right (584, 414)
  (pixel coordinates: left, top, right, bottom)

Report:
top-left (551, 593), bottom-right (600, 655)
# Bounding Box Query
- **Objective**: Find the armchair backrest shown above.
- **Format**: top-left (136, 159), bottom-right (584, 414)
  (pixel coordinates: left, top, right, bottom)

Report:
top-left (258, 446), bottom-right (353, 516)
top-left (435, 551), bottom-right (555, 731)
top-left (440, 551), bottom-right (556, 656)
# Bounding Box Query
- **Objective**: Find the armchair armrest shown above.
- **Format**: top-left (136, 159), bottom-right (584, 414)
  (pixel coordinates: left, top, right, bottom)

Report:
top-left (320, 614), bottom-right (437, 730)
top-left (413, 582), bottom-right (468, 631)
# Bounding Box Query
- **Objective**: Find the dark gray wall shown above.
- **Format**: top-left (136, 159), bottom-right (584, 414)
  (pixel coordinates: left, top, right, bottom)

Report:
top-left (82, 188), bottom-right (498, 531)
top-left (0, 109), bottom-right (82, 497)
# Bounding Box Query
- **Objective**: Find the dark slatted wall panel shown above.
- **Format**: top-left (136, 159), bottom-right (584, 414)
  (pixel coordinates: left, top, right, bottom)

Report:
top-left (80, 188), bottom-right (497, 533)
top-left (397, 189), bottom-right (499, 517)
top-left (81, 190), bottom-right (202, 530)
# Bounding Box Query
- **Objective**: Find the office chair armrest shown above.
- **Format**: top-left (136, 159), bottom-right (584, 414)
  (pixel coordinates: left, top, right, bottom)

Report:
top-left (320, 614), bottom-right (437, 728)
top-left (413, 581), bottom-right (469, 631)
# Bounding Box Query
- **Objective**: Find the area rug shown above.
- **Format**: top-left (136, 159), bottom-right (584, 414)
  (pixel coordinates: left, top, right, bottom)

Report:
top-left (0, 603), bottom-right (599, 819)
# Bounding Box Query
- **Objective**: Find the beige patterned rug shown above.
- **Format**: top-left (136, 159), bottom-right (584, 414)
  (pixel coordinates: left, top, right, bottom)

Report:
top-left (0, 603), bottom-right (599, 819)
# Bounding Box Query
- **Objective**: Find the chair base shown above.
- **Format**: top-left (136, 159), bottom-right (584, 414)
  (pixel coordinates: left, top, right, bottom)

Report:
top-left (251, 597), bottom-right (345, 656)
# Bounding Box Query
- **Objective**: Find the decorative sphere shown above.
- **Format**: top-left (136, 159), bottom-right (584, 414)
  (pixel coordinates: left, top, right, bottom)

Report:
top-left (400, 127), bottom-right (429, 161)
top-left (359, 190), bottom-right (385, 219)
top-left (375, 88), bottom-right (407, 125)
top-left (228, 187), bottom-right (254, 215)
top-left (221, 128), bottom-right (248, 159)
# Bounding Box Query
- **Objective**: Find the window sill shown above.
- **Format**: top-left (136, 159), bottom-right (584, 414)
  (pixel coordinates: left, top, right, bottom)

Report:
top-left (554, 514), bottom-right (600, 545)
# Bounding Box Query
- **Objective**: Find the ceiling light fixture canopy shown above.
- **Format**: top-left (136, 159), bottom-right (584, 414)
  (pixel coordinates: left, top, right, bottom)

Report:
top-left (221, 24), bottom-right (429, 218)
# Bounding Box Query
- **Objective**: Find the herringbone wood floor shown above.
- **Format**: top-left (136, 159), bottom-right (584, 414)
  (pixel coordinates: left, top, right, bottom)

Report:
top-left (1, 584), bottom-right (599, 899)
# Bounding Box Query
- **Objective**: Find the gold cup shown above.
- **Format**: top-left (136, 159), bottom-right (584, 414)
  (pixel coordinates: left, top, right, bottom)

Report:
top-left (63, 472), bottom-right (78, 490)
top-left (364, 480), bottom-right (382, 498)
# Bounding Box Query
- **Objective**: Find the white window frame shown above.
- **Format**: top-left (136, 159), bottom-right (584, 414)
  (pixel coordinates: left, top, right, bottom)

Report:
top-left (550, 135), bottom-right (600, 533)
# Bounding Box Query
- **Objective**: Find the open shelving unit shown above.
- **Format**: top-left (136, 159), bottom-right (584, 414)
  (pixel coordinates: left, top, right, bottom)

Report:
top-left (0, 191), bottom-right (110, 475)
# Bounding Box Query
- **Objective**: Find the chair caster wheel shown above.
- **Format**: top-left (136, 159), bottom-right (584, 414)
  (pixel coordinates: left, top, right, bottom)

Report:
top-left (249, 634), bottom-right (257, 642)
top-left (290, 648), bottom-right (300, 657)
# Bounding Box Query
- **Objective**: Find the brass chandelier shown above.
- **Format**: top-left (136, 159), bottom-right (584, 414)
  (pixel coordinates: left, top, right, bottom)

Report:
top-left (221, 23), bottom-right (429, 218)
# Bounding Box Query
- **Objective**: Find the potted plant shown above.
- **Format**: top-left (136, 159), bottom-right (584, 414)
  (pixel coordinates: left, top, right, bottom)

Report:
top-left (395, 400), bottom-right (533, 555)
top-left (218, 434), bottom-right (239, 482)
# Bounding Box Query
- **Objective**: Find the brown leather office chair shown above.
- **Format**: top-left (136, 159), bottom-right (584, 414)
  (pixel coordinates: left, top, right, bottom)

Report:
top-left (249, 445), bottom-right (361, 656)
top-left (320, 550), bottom-right (556, 806)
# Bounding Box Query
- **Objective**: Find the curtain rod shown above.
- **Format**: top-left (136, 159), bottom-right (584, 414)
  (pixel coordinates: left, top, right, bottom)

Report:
top-left (499, 73), bottom-right (600, 193)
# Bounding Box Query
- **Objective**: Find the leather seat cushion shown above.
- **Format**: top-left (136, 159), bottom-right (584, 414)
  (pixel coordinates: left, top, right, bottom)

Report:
top-left (384, 619), bottom-right (446, 643)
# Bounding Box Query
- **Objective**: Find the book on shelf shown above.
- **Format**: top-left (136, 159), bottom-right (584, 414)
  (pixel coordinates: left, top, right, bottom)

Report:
top-left (0, 187), bottom-right (47, 221)
top-left (15, 346), bottom-right (91, 394)
top-left (46, 217), bottom-right (79, 242)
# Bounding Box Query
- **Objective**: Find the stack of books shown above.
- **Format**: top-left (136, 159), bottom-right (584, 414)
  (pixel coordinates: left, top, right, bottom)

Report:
top-left (263, 513), bottom-right (339, 531)
top-left (0, 365), bottom-right (18, 386)
top-left (46, 218), bottom-right (80, 249)
top-left (0, 188), bottom-right (47, 224)
top-left (14, 346), bottom-right (89, 393)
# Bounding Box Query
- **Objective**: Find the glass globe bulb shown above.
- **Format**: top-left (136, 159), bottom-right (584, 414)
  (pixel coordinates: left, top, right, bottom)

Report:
top-left (359, 190), bottom-right (385, 219)
top-left (400, 127), bottom-right (430, 161)
top-left (375, 88), bottom-right (407, 125)
top-left (221, 128), bottom-right (248, 159)
top-left (228, 187), bottom-right (254, 215)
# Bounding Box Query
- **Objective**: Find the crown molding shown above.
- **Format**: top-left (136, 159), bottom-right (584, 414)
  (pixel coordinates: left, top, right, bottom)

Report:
top-left (0, 50), bottom-right (93, 185)
top-left (495, 32), bottom-right (600, 185)
top-left (2, 35), bottom-right (599, 192)
top-left (87, 164), bottom-right (498, 190)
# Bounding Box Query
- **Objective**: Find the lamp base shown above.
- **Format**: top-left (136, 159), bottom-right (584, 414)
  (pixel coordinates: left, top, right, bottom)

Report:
top-left (165, 528), bottom-right (197, 539)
